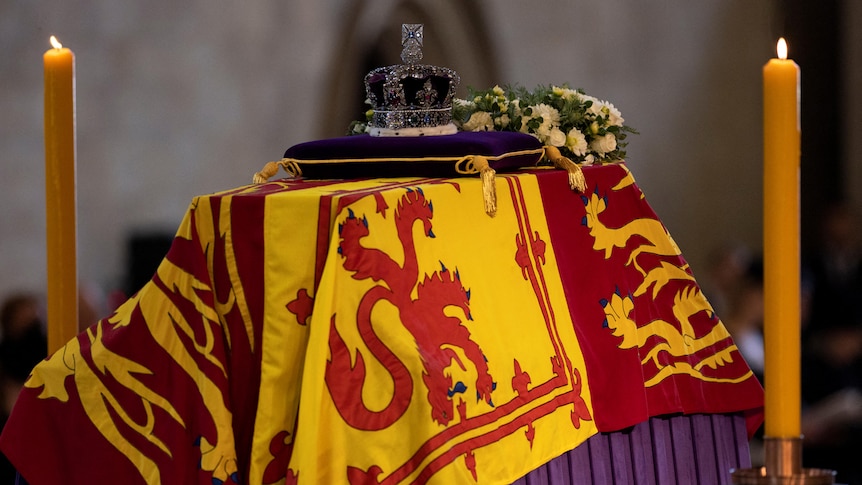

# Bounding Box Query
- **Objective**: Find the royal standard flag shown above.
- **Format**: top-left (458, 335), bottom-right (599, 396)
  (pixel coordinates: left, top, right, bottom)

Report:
top-left (1, 164), bottom-right (762, 485)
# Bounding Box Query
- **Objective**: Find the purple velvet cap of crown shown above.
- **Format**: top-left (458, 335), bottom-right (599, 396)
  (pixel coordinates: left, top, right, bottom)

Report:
top-left (283, 131), bottom-right (544, 179)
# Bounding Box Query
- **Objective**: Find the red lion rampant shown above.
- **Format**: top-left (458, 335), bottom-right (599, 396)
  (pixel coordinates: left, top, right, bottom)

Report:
top-left (325, 188), bottom-right (494, 429)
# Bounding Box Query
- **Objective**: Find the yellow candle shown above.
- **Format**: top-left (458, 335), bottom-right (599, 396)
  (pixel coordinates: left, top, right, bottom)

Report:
top-left (762, 37), bottom-right (801, 439)
top-left (44, 35), bottom-right (78, 354)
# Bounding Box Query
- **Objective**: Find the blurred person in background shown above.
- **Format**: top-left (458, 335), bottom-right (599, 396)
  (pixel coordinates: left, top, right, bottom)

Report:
top-left (0, 294), bottom-right (47, 415)
top-left (702, 242), bottom-right (753, 319)
top-left (0, 293), bottom-right (47, 482)
top-left (801, 202), bottom-right (862, 484)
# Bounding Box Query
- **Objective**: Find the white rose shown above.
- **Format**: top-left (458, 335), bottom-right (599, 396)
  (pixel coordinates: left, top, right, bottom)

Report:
top-left (565, 128), bottom-right (588, 156)
top-left (583, 154), bottom-right (596, 165)
top-left (548, 127), bottom-right (566, 147)
top-left (464, 111), bottom-right (494, 131)
top-left (589, 133), bottom-right (617, 156)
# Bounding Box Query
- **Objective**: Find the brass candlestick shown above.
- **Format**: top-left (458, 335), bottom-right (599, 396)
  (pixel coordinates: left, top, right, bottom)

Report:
top-left (731, 436), bottom-right (836, 484)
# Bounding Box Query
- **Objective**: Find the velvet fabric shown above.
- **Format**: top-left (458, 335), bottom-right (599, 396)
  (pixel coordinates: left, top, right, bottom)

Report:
top-left (283, 131), bottom-right (545, 178)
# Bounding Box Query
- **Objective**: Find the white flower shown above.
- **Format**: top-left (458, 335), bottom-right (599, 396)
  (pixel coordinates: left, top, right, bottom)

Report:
top-left (552, 85), bottom-right (580, 101)
top-left (511, 99), bottom-right (522, 117)
top-left (464, 111), bottom-right (494, 131)
top-left (454, 98), bottom-right (475, 109)
top-left (531, 103), bottom-right (560, 128)
top-left (548, 127), bottom-right (566, 147)
top-left (523, 103), bottom-right (561, 140)
top-left (589, 100), bottom-right (625, 127)
top-left (590, 133), bottom-right (617, 156)
top-left (439, 85), bottom-right (632, 163)
top-left (518, 115), bottom-right (532, 134)
top-left (583, 95), bottom-right (602, 116)
top-left (565, 128), bottom-right (588, 156)
top-left (495, 114), bottom-right (510, 129)
top-left (535, 124), bottom-right (552, 141)
top-left (603, 101), bottom-right (625, 126)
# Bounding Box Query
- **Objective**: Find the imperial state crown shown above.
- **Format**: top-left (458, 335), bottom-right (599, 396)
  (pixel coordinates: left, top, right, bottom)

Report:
top-left (364, 24), bottom-right (460, 136)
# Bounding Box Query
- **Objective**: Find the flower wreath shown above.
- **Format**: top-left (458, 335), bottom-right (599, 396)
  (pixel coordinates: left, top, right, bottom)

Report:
top-left (451, 84), bottom-right (636, 165)
top-left (347, 84), bottom-right (636, 193)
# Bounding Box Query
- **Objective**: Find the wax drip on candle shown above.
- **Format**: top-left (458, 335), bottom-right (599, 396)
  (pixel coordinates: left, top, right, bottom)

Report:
top-left (50, 35), bottom-right (63, 49)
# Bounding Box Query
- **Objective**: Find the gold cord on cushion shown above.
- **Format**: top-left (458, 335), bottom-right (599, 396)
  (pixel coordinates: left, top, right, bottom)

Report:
top-left (252, 159), bottom-right (301, 183)
top-left (282, 160), bottom-right (302, 178)
top-left (543, 146), bottom-right (586, 193)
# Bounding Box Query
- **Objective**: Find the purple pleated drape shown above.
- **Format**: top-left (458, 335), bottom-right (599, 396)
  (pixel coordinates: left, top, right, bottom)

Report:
top-left (512, 413), bottom-right (751, 485)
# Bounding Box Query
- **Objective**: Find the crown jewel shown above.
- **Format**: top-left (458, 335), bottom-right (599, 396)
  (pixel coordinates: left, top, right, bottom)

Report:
top-left (365, 24), bottom-right (460, 136)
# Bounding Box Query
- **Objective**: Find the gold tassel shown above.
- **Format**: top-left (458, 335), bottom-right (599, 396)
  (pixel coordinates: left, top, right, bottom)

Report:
top-left (252, 159), bottom-right (301, 183)
top-left (252, 161), bottom-right (280, 184)
top-left (471, 155), bottom-right (497, 217)
top-left (544, 146), bottom-right (587, 193)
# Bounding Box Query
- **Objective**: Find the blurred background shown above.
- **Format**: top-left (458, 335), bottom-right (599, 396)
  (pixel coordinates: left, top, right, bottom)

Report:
top-left (1, 0), bottom-right (861, 480)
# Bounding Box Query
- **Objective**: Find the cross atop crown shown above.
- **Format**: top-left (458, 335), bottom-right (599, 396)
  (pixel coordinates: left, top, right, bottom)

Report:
top-left (401, 24), bottom-right (423, 64)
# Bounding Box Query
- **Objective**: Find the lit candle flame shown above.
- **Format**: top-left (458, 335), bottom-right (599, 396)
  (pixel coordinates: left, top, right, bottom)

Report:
top-left (49, 35), bottom-right (63, 50)
top-left (777, 37), bottom-right (788, 60)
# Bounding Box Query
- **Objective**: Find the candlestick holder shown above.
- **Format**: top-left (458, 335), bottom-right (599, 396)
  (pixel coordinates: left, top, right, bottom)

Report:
top-left (731, 436), bottom-right (836, 484)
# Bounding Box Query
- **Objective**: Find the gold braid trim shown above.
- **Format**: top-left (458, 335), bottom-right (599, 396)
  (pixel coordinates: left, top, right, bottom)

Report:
top-left (282, 160), bottom-right (302, 178)
top-left (252, 147), bottom-right (540, 217)
top-left (272, 148), bottom-right (543, 168)
top-left (252, 159), bottom-right (301, 183)
top-left (543, 146), bottom-right (587, 193)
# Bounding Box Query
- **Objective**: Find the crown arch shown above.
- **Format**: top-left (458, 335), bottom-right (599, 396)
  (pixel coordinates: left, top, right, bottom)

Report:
top-left (317, 0), bottom-right (500, 138)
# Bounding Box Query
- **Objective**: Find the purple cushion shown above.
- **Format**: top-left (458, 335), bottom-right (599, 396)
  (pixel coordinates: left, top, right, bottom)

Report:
top-left (282, 131), bottom-right (544, 179)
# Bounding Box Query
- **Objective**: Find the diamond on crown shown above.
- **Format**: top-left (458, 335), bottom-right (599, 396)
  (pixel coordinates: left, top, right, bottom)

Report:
top-left (401, 24), bottom-right (423, 64)
top-left (364, 24), bottom-right (460, 133)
